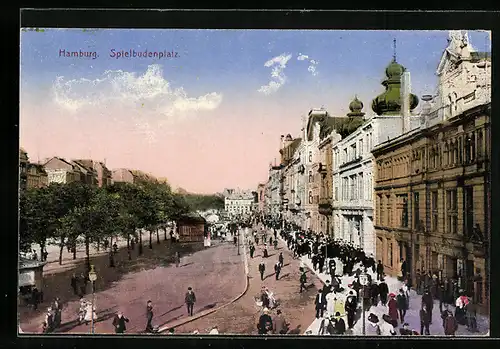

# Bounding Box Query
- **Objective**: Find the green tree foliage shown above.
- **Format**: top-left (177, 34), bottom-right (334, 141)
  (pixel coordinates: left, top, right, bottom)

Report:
top-left (182, 194), bottom-right (224, 211)
top-left (18, 180), bottom-right (204, 268)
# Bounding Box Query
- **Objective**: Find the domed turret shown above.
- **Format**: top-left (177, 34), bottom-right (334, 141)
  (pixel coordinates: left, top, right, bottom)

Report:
top-left (371, 59), bottom-right (419, 116)
top-left (347, 96), bottom-right (365, 118)
top-left (385, 60), bottom-right (405, 80)
top-left (349, 96), bottom-right (363, 113)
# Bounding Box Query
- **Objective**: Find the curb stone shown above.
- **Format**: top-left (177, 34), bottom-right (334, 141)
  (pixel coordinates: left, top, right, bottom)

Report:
top-left (158, 231), bottom-right (250, 333)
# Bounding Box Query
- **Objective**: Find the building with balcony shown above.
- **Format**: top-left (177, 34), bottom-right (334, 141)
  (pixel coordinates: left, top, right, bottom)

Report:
top-left (372, 31), bottom-right (490, 312)
top-left (279, 134), bottom-right (303, 227)
top-left (224, 190), bottom-right (254, 217)
top-left (19, 148), bottom-right (29, 191)
top-left (333, 71), bottom-right (419, 255)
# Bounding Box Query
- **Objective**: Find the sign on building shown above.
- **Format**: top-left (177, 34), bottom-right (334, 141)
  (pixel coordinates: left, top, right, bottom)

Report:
top-left (19, 270), bottom-right (35, 287)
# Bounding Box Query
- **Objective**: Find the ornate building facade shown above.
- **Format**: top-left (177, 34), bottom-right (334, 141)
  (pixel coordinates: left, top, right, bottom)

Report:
top-left (372, 31), bottom-right (490, 312)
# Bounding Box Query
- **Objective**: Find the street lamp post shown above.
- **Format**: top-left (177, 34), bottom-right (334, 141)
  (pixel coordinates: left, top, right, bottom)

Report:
top-left (237, 225), bottom-right (240, 255)
top-left (88, 265), bottom-right (97, 334)
top-left (359, 272), bottom-right (369, 335)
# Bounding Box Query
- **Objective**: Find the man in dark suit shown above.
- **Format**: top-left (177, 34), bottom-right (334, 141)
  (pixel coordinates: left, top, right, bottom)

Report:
top-left (185, 287), bottom-right (196, 316)
top-left (112, 311), bottom-right (129, 334)
top-left (259, 261), bottom-right (266, 281)
top-left (274, 261), bottom-right (282, 280)
top-left (315, 289), bottom-right (326, 318)
top-left (145, 300), bottom-right (154, 333)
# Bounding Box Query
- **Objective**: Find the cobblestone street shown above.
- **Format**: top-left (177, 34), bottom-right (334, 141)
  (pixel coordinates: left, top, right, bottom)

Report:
top-left (19, 240), bottom-right (245, 334)
top-left (174, 228), bottom-right (323, 334)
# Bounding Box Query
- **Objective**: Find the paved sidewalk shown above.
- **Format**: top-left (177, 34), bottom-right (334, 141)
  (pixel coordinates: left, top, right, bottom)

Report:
top-left (299, 252), bottom-right (489, 336)
top-left (173, 225), bottom-right (323, 335)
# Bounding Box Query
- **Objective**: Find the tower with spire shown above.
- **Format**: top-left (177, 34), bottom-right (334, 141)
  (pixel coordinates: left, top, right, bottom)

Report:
top-left (371, 39), bottom-right (419, 116)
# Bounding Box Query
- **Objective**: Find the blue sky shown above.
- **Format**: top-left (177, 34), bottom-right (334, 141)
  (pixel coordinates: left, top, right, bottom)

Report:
top-left (20, 29), bottom-right (491, 193)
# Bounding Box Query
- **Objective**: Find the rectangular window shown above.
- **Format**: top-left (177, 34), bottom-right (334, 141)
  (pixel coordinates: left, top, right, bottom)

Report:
top-left (431, 191), bottom-right (438, 232)
top-left (414, 192), bottom-right (420, 229)
top-left (446, 189), bottom-right (458, 234)
top-left (386, 194), bottom-right (392, 226)
top-left (396, 194), bottom-right (409, 228)
top-left (359, 173), bottom-right (364, 201)
top-left (465, 187), bottom-right (474, 239)
top-left (367, 173), bottom-right (372, 201)
top-left (344, 148), bottom-right (348, 163)
top-left (388, 242), bottom-right (393, 267)
top-left (359, 140), bottom-right (364, 157)
top-left (353, 174), bottom-right (358, 200)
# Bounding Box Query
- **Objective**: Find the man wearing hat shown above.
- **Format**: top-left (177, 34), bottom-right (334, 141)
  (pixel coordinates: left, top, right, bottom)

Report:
top-left (185, 287), bottom-right (197, 316)
top-left (257, 308), bottom-right (273, 335)
top-left (299, 270), bottom-right (307, 293)
top-left (112, 311), bottom-right (130, 334)
top-left (345, 291), bottom-right (357, 329)
top-left (314, 289), bottom-right (326, 318)
top-left (333, 312), bottom-right (346, 335)
top-left (258, 261), bottom-right (266, 281)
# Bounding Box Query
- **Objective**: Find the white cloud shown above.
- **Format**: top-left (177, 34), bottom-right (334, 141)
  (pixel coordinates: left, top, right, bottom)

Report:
top-left (53, 64), bottom-right (223, 118)
top-left (258, 53), bottom-right (292, 95)
top-left (297, 53), bottom-right (319, 76)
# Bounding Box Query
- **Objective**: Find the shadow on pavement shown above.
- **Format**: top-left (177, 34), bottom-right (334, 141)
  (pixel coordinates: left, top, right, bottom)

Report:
top-left (19, 240), bottom-right (207, 325)
top-left (288, 325), bottom-right (302, 334)
top-left (180, 262), bottom-right (194, 268)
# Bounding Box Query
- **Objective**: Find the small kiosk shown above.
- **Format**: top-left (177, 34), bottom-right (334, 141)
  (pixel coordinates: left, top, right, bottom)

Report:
top-left (176, 213), bottom-right (207, 243)
top-left (18, 257), bottom-right (46, 306)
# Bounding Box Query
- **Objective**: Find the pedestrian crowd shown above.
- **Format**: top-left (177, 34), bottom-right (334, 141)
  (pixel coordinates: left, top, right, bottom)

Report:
top-left (258, 217), bottom-right (481, 336)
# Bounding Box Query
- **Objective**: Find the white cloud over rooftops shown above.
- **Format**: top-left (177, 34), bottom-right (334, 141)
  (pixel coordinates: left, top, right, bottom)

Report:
top-left (53, 64), bottom-right (223, 117)
top-left (258, 53), bottom-right (292, 95)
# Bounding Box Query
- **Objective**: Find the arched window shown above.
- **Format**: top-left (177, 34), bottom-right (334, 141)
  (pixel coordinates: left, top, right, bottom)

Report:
top-left (446, 142), bottom-right (450, 166)
top-left (453, 92), bottom-right (458, 111)
top-left (308, 151), bottom-right (313, 163)
top-left (308, 191), bottom-right (313, 204)
top-left (308, 171), bottom-right (313, 183)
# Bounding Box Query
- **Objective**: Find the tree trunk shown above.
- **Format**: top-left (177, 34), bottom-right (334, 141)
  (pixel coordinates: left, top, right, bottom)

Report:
top-left (58, 236), bottom-right (65, 265)
top-left (127, 233), bottom-right (131, 260)
top-left (138, 230), bottom-right (143, 255)
top-left (109, 236), bottom-right (115, 267)
top-left (96, 237), bottom-right (100, 252)
top-left (164, 227), bottom-right (167, 241)
top-left (149, 230), bottom-right (153, 249)
top-left (156, 228), bottom-right (160, 244)
top-left (85, 235), bottom-right (91, 273)
top-left (73, 239), bottom-right (77, 260)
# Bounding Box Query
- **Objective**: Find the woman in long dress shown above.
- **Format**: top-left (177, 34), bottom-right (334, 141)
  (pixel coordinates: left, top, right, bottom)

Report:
top-left (84, 301), bottom-right (96, 324)
top-left (265, 288), bottom-right (276, 309)
top-left (325, 292), bottom-right (335, 317)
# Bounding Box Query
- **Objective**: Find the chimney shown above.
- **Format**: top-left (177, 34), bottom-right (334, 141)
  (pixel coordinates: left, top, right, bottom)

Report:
top-left (400, 71), bottom-right (411, 133)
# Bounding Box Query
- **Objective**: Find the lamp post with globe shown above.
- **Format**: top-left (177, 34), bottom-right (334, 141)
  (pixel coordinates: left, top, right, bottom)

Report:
top-left (88, 265), bottom-right (97, 334)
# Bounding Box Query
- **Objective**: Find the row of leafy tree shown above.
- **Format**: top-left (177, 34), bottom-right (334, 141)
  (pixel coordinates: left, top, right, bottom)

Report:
top-left (19, 181), bottom-right (192, 272)
top-left (182, 193), bottom-right (224, 211)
